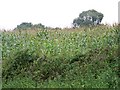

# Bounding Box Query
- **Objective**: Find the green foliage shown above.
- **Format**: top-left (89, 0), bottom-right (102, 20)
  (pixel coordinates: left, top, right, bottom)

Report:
top-left (33, 23), bottom-right (45, 30)
top-left (14, 22), bottom-right (45, 30)
top-left (2, 77), bottom-right (36, 88)
top-left (73, 9), bottom-right (104, 27)
top-left (2, 25), bottom-right (119, 88)
top-left (16, 22), bottom-right (33, 30)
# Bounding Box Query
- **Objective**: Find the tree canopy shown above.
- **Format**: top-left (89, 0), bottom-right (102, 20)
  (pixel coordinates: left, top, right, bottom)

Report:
top-left (16, 22), bottom-right (33, 30)
top-left (14, 22), bottom-right (45, 30)
top-left (73, 9), bottom-right (104, 27)
top-left (33, 23), bottom-right (45, 30)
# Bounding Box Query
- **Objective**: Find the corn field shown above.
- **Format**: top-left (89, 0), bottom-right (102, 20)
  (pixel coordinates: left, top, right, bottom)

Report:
top-left (1, 25), bottom-right (120, 88)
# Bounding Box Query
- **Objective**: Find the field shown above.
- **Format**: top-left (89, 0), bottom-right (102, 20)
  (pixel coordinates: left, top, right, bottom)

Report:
top-left (1, 25), bottom-right (120, 88)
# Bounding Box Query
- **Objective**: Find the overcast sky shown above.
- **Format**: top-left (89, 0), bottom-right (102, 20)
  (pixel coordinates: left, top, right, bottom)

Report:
top-left (0, 0), bottom-right (119, 30)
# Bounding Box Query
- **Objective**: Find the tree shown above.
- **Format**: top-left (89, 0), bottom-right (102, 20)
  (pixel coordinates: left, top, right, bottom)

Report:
top-left (14, 22), bottom-right (45, 30)
top-left (73, 9), bottom-right (104, 27)
top-left (33, 23), bottom-right (45, 30)
top-left (16, 22), bottom-right (33, 30)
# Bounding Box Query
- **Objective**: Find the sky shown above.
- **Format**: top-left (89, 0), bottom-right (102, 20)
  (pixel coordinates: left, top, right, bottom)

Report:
top-left (0, 0), bottom-right (119, 30)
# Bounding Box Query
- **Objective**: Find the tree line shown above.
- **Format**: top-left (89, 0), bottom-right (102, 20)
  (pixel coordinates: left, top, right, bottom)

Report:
top-left (14, 9), bottom-right (104, 30)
